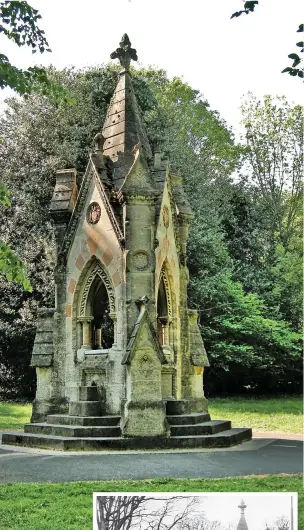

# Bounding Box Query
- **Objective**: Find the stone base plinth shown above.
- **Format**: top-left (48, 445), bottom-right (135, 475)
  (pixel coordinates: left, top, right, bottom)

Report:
top-left (122, 400), bottom-right (169, 437)
top-left (31, 398), bottom-right (68, 423)
top-left (166, 397), bottom-right (208, 415)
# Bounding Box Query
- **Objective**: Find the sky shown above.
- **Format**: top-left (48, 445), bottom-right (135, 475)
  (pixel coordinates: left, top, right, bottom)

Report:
top-left (93, 494), bottom-right (297, 530)
top-left (0, 0), bottom-right (303, 138)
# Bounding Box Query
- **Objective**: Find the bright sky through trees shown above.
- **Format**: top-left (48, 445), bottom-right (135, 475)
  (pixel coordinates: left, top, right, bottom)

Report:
top-left (0, 0), bottom-right (302, 137)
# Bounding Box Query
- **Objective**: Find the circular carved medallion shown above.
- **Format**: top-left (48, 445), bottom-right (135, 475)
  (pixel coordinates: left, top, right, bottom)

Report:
top-left (133, 251), bottom-right (150, 271)
top-left (162, 205), bottom-right (169, 228)
top-left (86, 202), bottom-right (101, 225)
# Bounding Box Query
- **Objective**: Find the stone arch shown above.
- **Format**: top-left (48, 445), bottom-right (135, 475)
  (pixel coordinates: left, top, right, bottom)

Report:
top-left (157, 259), bottom-right (178, 398)
top-left (156, 259), bottom-right (177, 347)
top-left (72, 256), bottom-right (116, 352)
top-left (157, 258), bottom-right (176, 320)
top-left (77, 256), bottom-right (115, 317)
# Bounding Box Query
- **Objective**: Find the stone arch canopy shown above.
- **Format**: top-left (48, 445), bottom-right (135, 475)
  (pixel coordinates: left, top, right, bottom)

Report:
top-left (75, 256), bottom-right (116, 316)
top-left (157, 259), bottom-right (176, 319)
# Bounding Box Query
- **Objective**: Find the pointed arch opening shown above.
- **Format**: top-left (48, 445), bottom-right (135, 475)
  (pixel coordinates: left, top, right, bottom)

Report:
top-left (74, 257), bottom-right (116, 352)
top-left (157, 264), bottom-right (173, 349)
top-left (157, 261), bottom-right (177, 399)
top-left (86, 276), bottom-right (114, 349)
top-left (157, 273), bottom-right (169, 347)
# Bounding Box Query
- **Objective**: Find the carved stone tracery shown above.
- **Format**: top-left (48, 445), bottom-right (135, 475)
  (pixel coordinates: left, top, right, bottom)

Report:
top-left (79, 263), bottom-right (115, 317)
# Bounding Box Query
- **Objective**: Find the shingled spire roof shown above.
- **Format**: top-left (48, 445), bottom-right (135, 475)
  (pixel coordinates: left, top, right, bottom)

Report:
top-left (102, 34), bottom-right (152, 188)
top-left (237, 500), bottom-right (249, 530)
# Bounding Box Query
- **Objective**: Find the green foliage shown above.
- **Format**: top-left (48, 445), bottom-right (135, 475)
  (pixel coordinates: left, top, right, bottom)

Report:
top-left (0, 241), bottom-right (31, 290)
top-left (231, 1), bottom-right (258, 18)
top-left (241, 94), bottom-right (303, 250)
top-left (0, 1), bottom-right (75, 297)
top-left (0, 1), bottom-right (73, 101)
top-left (282, 24), bottom-right (304, 78)
top-left (231, 94), bottom-right (303, 334)
top-left (231, 2), bottom-right (303, 78)
top-left (0, 182), bottom-right (31, 291)
top-left (192, 274), bottom-right (301, 393)
top-left (270, 238), bottom-right (303, 330)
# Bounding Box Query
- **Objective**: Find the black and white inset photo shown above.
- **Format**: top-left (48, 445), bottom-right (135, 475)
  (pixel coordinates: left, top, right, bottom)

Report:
top-left (93, 493), bottom-right (297, 530)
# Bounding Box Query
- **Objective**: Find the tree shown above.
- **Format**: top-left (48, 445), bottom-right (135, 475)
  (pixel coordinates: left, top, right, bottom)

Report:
top-left (240, 94), bottom-right (303, 251)
top-left (265, 516), bottom-right (290, 530)
top-left (231, 1), bottom-right (304, 78)
top-left (235, 94), bottom-right (303, 330)
top-left (96, 496), bottom-right (200, 530)
top-left (0, 184), bottom-right (31, 290)
top-left (96, 496), bottom-right (147, 530)
top-left (0, 1), bottom-right (73, 292)
top-left (0, 1), bottom-right (71, 99)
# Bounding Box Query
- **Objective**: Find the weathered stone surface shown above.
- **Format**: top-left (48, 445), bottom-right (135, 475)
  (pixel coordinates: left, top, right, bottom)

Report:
top-left (46, 414), bottom-right (121, 426)
top-left (166, 398), bottom-right (209, 415)
top-left (2, 427), bottom-right (252, 450)
top-left (69, 401), bottom-right (103, 417)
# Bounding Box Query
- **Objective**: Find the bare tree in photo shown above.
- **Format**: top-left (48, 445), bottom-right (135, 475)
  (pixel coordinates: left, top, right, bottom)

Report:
top-left (96, 496), bottom-right (147, 530)
top-left (183, 516), bottom-right (224, 530)
top-left (96, 496), bottom-right (203, 530)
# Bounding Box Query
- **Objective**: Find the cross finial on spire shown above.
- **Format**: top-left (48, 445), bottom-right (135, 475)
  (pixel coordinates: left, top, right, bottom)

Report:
top-left (238, 500), bottom-right (247, 514)
top-left (110, 34), bottom-right (138, 71)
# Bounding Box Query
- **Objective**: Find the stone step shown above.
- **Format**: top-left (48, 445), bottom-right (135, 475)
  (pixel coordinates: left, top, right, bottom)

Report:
top-left (47, 415), bottom-right (121, 427)
top-left (79, 386), bottom-right (99, 402)
top-left (166, 398), bottom-right (208, 415)
top-left (24, 423), bottom-right (121, 438)
top-left (170, 420), bottom-right (231, 436)
top-left (69, 401), bottom-right (102, 417)
top-left (166, 413), bottom-right (211, 425)
top-left (170, 428), bottom-right (253, 448)
top-left (2, 427), bottom-right (252, 451)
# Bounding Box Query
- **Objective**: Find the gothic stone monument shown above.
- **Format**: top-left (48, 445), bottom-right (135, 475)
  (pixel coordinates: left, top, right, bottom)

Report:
top-left (3, 35), bottom-right (251, 450)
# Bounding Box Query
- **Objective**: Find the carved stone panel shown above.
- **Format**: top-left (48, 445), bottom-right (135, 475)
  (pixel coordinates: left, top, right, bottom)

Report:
top-left (86, 202), bottom-right (101, 225)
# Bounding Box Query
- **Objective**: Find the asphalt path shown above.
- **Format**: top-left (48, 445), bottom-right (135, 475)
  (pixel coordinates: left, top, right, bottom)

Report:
top-left (0, 438), bottom-right (302, 483)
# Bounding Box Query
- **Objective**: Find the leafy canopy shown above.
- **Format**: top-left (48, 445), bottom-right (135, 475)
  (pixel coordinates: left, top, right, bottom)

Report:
top-left (0, 0), bottom-right (72, 100)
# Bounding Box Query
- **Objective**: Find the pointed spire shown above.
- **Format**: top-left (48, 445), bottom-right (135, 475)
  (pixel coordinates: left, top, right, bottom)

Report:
top-left (102, 34), bottom-right (152, 188)
top-left (237, 500), bottom-right (249, 530)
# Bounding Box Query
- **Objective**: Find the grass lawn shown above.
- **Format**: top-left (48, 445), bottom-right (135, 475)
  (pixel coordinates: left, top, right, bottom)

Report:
top-left (0, 475), bottom-right (302, 530)
top-left (0, 396), bottom-right (302, 433)
top-left (0, 402), bottom-right (32, 431)
top-left (209, 396), bottom-right (303, 434)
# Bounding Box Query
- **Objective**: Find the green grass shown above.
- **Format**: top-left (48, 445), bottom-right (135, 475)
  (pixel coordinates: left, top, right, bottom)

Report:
top-left (0, 396), bottom-right (302, 433)
top-left (0, 475), bottom-right (302, 530)
top-left (209, 396), bottom-right (303, 434)
top-left (0, 402), bottom-right (32, 430)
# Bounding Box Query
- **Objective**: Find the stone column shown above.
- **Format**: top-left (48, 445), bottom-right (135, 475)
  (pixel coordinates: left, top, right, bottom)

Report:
top-left (163, 323), bottom-right (169, 346)
top-left (77, 316), bottom-right (94, 349)
top-left (169, 319), bottom-right (174, 347)
top-left (95, 327), bottom-right (102, 349)
top-left (109, 312), bottom-right (117, 347)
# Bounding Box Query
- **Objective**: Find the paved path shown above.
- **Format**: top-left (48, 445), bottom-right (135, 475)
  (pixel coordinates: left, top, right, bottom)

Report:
top-left (0, 437), bottom-right (302, 483)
